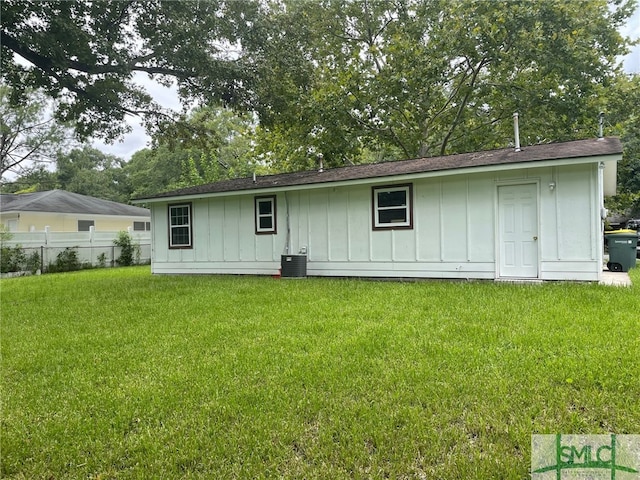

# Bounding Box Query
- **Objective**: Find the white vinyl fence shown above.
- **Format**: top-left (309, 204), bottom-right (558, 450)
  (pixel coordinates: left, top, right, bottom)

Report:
top-left (2, 227), bottom-right (151, 272)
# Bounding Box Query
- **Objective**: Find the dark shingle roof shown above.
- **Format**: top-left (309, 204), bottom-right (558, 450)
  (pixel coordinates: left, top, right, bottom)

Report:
top-left (136, 137), bottom-right (622, 201)
top-left (0, 190), bottom-right (150, 216)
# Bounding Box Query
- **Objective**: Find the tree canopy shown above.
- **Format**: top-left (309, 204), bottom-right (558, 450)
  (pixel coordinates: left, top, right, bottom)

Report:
top-left (248, 0), bottom-right (636, 169)
top-left (1, 0), bottom-right (639, 209)
top-left (124, 106), bottom-right (258, 198)
top-left (3, 0), bottom-right (635, 153)
top-left (1, 146), bottom-right (131, 201)
top-left (1, 0), bottom-right (262, 139)
top-left (56, 146), bottom-right (130, 202)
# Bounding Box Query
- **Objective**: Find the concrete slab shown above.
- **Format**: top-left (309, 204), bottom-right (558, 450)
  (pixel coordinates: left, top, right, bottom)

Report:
top-left (600, 270), bottom-right (632, 287)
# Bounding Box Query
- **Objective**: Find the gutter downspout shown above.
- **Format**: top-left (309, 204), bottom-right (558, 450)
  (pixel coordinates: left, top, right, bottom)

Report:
top-left (597, 161), bottom-right (606, 282)
top-left (284, 191), bottom-right (291, 255)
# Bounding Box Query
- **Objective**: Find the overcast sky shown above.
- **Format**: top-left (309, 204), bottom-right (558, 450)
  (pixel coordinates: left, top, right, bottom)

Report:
top-left (621, 6), bottom-right (640, 73)
top-left (91, 71), bottom-right (181, 159)
top-left (93, 11), bottom-right (640, 161)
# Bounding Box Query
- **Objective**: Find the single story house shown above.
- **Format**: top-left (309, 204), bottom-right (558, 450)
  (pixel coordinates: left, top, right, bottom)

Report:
top-left (134, 137), bottom-right (622, 282)
top-left (0, 190), bottom-right (151, 233)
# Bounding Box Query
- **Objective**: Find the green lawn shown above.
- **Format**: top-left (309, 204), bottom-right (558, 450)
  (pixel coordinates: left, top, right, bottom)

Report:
top-left (2, 267), bottom-right (639, 479)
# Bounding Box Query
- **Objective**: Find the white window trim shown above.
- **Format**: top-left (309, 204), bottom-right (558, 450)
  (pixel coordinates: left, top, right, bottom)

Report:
top-left (255, 196), bottom-right (277, 234)
top-left (372, 184), bottom-right (413, 229)
top-left (169, 203), bottom-right (192, 248)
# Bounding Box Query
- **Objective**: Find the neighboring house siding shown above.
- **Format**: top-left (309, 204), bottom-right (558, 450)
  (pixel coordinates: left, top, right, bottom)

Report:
top-left (149, 163), bottom-right (601, 281)
top-left (0, 190), bottom-right (151, 233)
top-left (3, 214), bottom-right (19, 232)
top-left (2, 211), bottom-right (150, 232)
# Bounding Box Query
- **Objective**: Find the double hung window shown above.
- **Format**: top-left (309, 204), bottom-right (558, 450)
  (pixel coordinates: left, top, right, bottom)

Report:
top-left (169, 203), bottom-right (192, 248)
top-left (255, 196), bottom-right (277, 234)
top-left (134, 221), bottom-right (151, 231)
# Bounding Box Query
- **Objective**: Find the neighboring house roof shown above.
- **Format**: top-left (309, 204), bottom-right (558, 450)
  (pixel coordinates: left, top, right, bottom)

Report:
top-left (136, 137), bottom-right (622, 202)
top-left (0, 190), bottom-right (150, 216)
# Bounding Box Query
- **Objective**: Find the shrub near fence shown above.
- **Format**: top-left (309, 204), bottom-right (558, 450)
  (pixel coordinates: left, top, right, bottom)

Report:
top-left (1, 229), bottom-right (151, 274)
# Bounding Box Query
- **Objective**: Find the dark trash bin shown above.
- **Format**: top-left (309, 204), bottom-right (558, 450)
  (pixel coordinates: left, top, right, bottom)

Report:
top-left (281, 254), bottom-right (307, 278)
top-left (605, 230), bottom-right (638, 272)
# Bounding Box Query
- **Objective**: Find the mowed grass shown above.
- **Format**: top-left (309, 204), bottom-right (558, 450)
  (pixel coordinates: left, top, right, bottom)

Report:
top-left (1, 267), bottom-right (639, 479)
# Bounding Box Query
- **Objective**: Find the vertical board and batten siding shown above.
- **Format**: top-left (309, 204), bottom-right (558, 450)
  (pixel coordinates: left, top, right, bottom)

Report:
top-left (540, 163), bottom-right (601, 280)
top-left (153, 195), bottom-right (287, 274)
top-left (287, 177), bottom-right (497, 278)
top-left (150, 162), bottom-right (602, 281)
top-left (494, 163), bottom-right (600, 280)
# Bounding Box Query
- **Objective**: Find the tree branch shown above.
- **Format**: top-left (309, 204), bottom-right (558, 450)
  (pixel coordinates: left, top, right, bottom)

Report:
top-left (439, 57), bottom-right (489, 155)
top-left (1, 30), bottom-right (196, 79)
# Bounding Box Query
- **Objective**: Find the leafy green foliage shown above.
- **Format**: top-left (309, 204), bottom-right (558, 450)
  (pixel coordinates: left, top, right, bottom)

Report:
top-left (47, 247), bottom-right (82, 273)
top-left (161, 106), bottom-right (259, 187)
top-left (0, 224), bottom-right (12, 245)
top-left (250, 0), bottom-right (635, 170)
top-left (0, 243), bottom-right (39, 275)
top-left (25, 250), bottom-right (41, 274)
top-left (0, 244), bottom-right (26, 273)
top-left (123, 146), bottom-right (186, 199)
top-left (3, 145), bottom-right (136, 199)
top-left (1, 165), bottom-right (58, 193)
top-left (125, 106), bottom-right (260, 197)
top-left (606, 191), bottom-right (640, 219)
top-left (55, 146), bottom-right (130, 203)
top-left (113, 231), bottom-right (138, 267)
top-left (0, 226), bottom-right (24, 273)
top-left (1, 1), bottom-right (263, 140)
top-left (96, 252), bottom-right (107, 269)
top-left (2, 268), bottom-right (639, 478)
top-left (2, 0), bottom-right (638, 203)
top-left (601, 74), bottom-right (640, 217)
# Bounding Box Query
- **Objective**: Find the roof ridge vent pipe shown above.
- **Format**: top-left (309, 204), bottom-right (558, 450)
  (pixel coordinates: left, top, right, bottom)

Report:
top-left (253, 172), bottom-right (257, 183)
top-left (513, 112), bottom-right (521, 152)
top-left (318, 153), bottom-right (324, 173)
top-left (598, 111), bottom-right (604, 140)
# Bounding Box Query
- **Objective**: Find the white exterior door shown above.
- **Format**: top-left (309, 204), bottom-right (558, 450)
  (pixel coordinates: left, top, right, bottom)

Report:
top-left (498, 184), bottom-right (539, 278)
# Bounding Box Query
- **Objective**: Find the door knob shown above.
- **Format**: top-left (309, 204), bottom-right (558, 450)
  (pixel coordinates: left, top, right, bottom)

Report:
top-left (533, 236), bottom-right (538, 241)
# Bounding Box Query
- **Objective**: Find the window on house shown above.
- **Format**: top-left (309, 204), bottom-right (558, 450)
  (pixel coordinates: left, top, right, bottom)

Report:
top-left (169, 203), bottom-right (192, 248)
top-left (78, 220), bottom-right (95, 231)
top-left (133, 221), bottom-right (151, 231)
top-left (372, 184), bottom-right (413, 229)
top-left (255, 196), bottom-right (277, 234)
